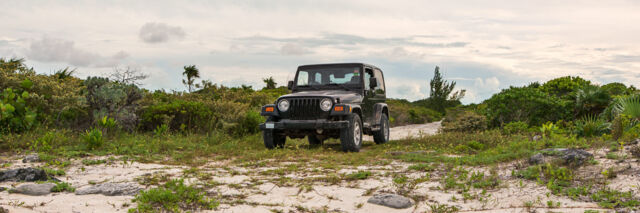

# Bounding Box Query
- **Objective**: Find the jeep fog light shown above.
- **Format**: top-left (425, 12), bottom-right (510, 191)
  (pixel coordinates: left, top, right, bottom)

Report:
top-left (278, 99), bottom-right (290, 112)
top-left (320, 98), bottom-right (332, 111)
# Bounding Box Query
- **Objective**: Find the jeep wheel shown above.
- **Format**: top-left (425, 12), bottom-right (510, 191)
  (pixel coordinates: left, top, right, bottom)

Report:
top-left (340, 113), bottom-right (362, 152)
top-left (263, 130), bottom-right (285, 149)
top-left (308, 135), bottom-right (323, 146)
top-left (263, 117), bottom-right (285, 149)
top-left (373, 114), bottom-right (390, 144)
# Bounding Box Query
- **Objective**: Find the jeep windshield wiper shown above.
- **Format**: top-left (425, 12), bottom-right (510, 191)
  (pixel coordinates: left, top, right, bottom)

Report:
top-left (327, 83), bottom-right (351, 91)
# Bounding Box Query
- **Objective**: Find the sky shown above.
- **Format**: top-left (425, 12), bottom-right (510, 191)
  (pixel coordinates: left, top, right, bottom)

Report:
top-left (1, 0), bottom-right (639, 103)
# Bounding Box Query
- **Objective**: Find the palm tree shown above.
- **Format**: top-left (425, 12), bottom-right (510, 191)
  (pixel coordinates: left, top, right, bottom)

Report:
top-left (182, 65), bottom-right (200, 92)
top-left (575, 85), bottom-right (611, 117)
top-left (263, 77), bottom-right (276, 89)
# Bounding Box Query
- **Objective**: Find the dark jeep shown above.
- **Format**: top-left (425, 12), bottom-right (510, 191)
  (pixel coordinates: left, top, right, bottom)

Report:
top-left (259, 63), bottom-right (390, 152)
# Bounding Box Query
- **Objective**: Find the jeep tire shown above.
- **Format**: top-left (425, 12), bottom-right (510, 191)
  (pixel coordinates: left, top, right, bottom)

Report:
top-left (308, 135), bottom-right (323, 146)
top-left (373, 114), bottom-right (390, 144)
top-left (263, 117), bottom-right (285, 149)
top-left (340, 113), bottom-right (362, 152)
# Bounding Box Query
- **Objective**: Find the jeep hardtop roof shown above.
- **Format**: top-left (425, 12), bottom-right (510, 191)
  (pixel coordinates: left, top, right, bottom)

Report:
top-left (297, 63), bottom-right (381, 71)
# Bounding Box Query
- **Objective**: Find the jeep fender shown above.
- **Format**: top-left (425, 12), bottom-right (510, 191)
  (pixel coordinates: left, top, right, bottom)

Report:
top-left (373, 103), bottom-right (388, 126)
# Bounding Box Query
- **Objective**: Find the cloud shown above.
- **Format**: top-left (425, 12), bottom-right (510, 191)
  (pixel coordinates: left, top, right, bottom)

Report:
top-left (139, 22), bottom-right (186, 43)
top-left (280, 43), bottom-right (311, 55)
top-left (27, 37), bottom-right (129, 67)
top-left (28, 37), bottom-right (99, 66)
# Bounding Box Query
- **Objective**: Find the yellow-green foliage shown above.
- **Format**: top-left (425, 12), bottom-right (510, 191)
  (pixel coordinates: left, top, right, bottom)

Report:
top-left (1, 58), bottom-right (86, 128)
top-left (441, 111), bottom-right (487, 133)
top-left (387, 99), bottom-right (442, 127)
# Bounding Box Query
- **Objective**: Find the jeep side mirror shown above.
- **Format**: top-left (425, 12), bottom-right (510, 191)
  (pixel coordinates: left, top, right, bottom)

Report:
top-left (287, 81), bottom-right (294, 90)
top-left (369, 77), bottom-right (377, 89)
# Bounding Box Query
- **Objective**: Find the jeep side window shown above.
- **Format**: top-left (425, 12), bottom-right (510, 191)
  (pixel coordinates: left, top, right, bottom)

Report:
top-left (373, 69), bottom-right (385, 92)
top-left (363, 69), bottom-right (373, 89)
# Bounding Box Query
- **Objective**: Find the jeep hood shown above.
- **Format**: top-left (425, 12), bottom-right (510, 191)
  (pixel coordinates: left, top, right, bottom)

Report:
top-left (280, 90), bottom-right (363, 104)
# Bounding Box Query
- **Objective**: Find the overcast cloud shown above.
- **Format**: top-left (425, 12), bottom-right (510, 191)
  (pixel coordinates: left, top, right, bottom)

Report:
top-left (139, 22), bottom-right (186, 43)
top-left (1, 0), bottom-right (639, 103)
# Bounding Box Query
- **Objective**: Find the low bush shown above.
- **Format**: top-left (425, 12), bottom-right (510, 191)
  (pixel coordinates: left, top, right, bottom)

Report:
top-left (130, 179), bottom-right (218, 212)
top-left (574, 115), bottom-right (610, 137)
top-left (502, 121), bottom-right (529, 135)
top-left (441, 111), bottom-right (487, 133)
top-left (83, 128), bottom-right (103, 150)
top-left (484, 86), bottom-right (570, 127)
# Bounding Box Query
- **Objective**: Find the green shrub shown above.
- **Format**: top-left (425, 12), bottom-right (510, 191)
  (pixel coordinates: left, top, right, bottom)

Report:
top-left (51, 182), bottom-right (75, 193)
top-left (484, 86), bottom-right (570, 127)
top-left (153, 124), bottom-right (169, 136)
top-left (346, 171), bottom-right (372, 180)
top-left (574, 115), bottom-right (610, 138)
top-left (85, 77), bottom-right (142, 131)
top-left (575, 85), bottom-right (611, 117)
top-left (502, 121), bottom-right (529, 135)
top-left (387, 99), bottom-right (442, 126)
top-left (441, 111), bottom-right (487, 132)
top-left (0, 88), bottom-right (38, 132)
top-left (83, 128), bottom-right (103, 150)
top-left (539, 76), bottom-right (591, 98)
top-left (130, 179), bottom-right (218, 212)
top-left (140, 100), bottom-right (213, 132)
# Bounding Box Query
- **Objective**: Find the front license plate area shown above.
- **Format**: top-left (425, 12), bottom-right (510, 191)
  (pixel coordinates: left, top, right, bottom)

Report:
top-left (265, 123), bottom-right (275, 129)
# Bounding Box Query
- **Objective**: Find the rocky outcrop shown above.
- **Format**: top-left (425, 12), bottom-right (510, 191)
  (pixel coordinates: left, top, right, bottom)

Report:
top-left (367, 193), bottom-right (413, 209)
top-left (22, 154), bottom-right (40, 163)
top-left (75, 183), bottom-right (141, 196)
top-left (0, 168), bottom-right (51, 182)
top-left (10, 183), bottom-right (56, 196)
top-left (529, 148), bottom-right (593, 167)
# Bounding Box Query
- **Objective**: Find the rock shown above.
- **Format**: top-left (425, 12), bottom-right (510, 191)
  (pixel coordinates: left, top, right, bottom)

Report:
top-left (0, 168), bottom-right (50, 182)
top-left (367, 193), bottom-right (413, 209)
top-left (22, 154), bottom-right (40, 163)
top-left (630, 145), bottom-right (640, 158)
top-left (629, 138), bottom-right (639, 145)
top-left (529, 153), bottom-right (545, 165)
top-left (536, 148), bottom-right (593, 167)
top-left (75, 182), bottom-right (141, 196)
top-left (10, 183), bottom-right (56, 196)
top-left (561, 148), bottom-right (593, 167)
top-left (532, 135), bottom-right (542, 141)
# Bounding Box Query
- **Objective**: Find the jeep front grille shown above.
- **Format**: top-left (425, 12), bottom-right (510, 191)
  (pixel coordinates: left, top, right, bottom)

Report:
top-left (284, 98), bottom-right (329, 120)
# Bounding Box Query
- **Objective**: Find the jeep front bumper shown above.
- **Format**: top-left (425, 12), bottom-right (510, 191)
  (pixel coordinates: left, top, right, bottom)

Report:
top-left (259, 119), bottom-right (349, 130)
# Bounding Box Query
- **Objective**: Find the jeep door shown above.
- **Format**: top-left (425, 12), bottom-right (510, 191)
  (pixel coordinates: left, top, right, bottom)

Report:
top-left (362, 67), bottom-right (377, 126)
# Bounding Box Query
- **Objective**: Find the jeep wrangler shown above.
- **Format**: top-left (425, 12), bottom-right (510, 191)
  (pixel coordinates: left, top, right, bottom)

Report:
top-left (259, 63), bottom-right (389, 152)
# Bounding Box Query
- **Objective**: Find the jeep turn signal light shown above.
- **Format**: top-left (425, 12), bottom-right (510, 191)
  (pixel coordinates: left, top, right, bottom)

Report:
top-left (334, 106), bottom-right (344, 112)
top-left (265, 107), bottom-right (274, 112)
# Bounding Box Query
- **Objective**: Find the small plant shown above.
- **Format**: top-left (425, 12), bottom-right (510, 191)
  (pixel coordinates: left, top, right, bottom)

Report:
top-left (408, 163), bottom-right (435, 172)
top-left (98, 116), bottom-right (117, 134)
top-left (129, 179), bottom-right (218, 212)
top-left (83, 128), bottom-right (103, 150)
top-left (82, 159), bottom-right (106, 166)
top-left (51, 182), bottom-right (75, 193)
top-left (153, 124), bottom-right (169, 136)
top-left (428, 203), bottom-right (460, 213)
top-left (43, 167), bottom-right (65, 176)
top-left (345, 171), bottom-right (372, 180)
top-left (502, 121), bottom-right (529, 135)
top-left (574, 115), bottom-right (610, 138)
top-left (540, 122), bottom-right (560, 138)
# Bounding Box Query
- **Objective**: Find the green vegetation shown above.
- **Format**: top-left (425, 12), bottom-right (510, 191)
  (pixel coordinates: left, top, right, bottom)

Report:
top-left (2, 59), bottom-right (640, 211)
top-left (51, 182), bottom-right (75, 193)
top-left (129, 179), bottom-right (218, 212)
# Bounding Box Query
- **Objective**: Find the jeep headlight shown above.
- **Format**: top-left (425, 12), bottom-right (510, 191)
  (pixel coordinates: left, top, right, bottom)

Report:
top-left (277, 99), bottom-right (290, 112)
top-left (320, 98), bottom-right (332, 111)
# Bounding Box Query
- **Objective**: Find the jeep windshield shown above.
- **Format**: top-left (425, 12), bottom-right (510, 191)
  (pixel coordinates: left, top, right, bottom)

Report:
top-left (295, 67), bottom-right (362, 91)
